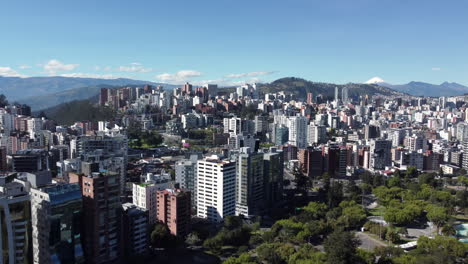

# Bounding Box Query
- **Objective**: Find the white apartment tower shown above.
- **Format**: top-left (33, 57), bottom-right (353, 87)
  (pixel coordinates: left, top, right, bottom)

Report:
top-left (307, 124), bottom-right (327, 145)
top-left (288, 115), bottom-right (308, 148)
top-left (196, 156), bottom-right (236, 223)
top-left (132, 182), bottom-right (160, 225)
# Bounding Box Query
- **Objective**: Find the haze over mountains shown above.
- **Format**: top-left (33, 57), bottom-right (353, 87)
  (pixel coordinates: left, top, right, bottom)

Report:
top-left (0, 75), bottom-right (467, 111)
top-left (366, 77), bottom-right (468, 97)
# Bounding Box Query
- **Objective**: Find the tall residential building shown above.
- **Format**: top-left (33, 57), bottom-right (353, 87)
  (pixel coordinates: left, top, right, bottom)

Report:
top-left (156, 188), bottom-right (191, 237)
top-left (12, 149), bottom-right (50, 172)
top-left (183, 82), bottom-right (193, 95)
top-left (463, 142), bottom-right (468, 170)
top-left (288, 115), bottom-right (308, 148)
top-left (175, 159), bottom-right (197, 206)
top-left (298, 147), bottom-right (323, 178)
top-left (342, 86), bottom-right (349, 103)
top-left (404, 135), bottom-right (426, 152)
top-left (132, 173), bottom-right (173, 225)
top-left (254, 115), bottom-right (269, 135)
top-left (400, 151), bottom-right (424, 170)
top-left (334, 86), bottom-right (339, 102)
top-left (274, 126), bottom-right (289, 146)
top-left (0, 146), bottom-right (7, 171)
top-left (364, 125), bottom-right (379, 140)
top-left (30, 183), bottom-right (84, 264)
top-left (306, 92), bottom-right (313, 105)
top-left (121, 203), bottom-right (148, 261)
top-left (235, 147), bottom-right (264, 217)
top-left (196, 156), bottom-right (236, 223)
top-left (369, 139), bottom-right (392, 170)
top-left (204, 84), bottom-right (218, 98)
top-left (307, 124), bottom-right (327, 145)
top-left (456, 122), bottom-right (468, 142)
top-left (262, 147), bottom-right (284, 210)
top-left (77, 135), bottom-right (128, 194)
top-left (0, 176), bottom-right (32, 264)
top-left (70, 172), bottom-right (121, 264)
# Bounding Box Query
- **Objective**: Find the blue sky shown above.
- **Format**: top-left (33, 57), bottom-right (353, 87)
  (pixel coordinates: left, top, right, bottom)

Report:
top-left (1, 0), bottom-right (467, 86)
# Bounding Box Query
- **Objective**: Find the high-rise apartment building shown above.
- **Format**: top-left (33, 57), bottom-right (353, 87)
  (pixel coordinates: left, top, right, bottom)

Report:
top-left (77, 135), bottom-right (128, 194)
top-left (274, 126), bottom-right (289, 146)
top-left (342, 87), bottom-right (349, 103)
top-left (156, 188), bottom-right (191, 237)
top-left (121, 203), bottom-right (148, 261)
top-left (175, 159), bottom-right (197, 206)
top-left (12, 149), bottom-right (50, 172)
top-left (70, 172), bottom-right (121, 264)
top-left (307, 124), bottom-right (327, 145)
top-left (288, 115), bottom-right (308, 148)
top-left (235, 147), bottom-right (264, 217)
top-left (262, 147), bottom-right (284, 210)
top-left (0, 176), bottom-right (32, 264)
top-left (132, 182), bottom-right (160, 225)
top-left (369, 139), bottom-right (392, 170)
top-left (298, 147), bottom-right (324, 178)
top-left (196, 156), bottom-right (236, 223)
top-left (30, 183), bottom-right (84, 264)
top-left (456, 122), bottom-right (468, 142)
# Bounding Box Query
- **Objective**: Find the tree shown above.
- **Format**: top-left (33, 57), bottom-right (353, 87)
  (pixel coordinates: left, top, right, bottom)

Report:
top-left (0, 94), bottom-right (8, 107)
top-left (223, 253), bottom-right (257, 264)
top-left (301, 202), bottom-right (328, 220)
top-left (324, 230), bottom-right (360, 264)
top-left (185, 232), bottom-right (202, 247)
top-left (327, 181), bottom-right (344, 208)
top-left (385, 228), bottom-right (400, 244)
top-left (387, 177), bottom-right (402, 188)
top-left (293, 167), bottom-right (311, 195)
top-left (441, 224), bottom-right (456, 237)
top-left (289, 244), bottom-right (327, 264)
top-left (151, 223), bottom-right (178, 248)
top-left (406, 166), bottom-right (418, 179)
top-left (356, 249), bottom-right (376, 264)
top-left (338, 200), bottom-right (367, 230)
top-left (224, 215), bottom-right (243, 230)
top-left (256, 243), bottom-right (283, 264)
top-left (415, 236), bottom-right (467, 263)
top-left (426, 205), bottom-right (449, 234)
top-left (458, 176), bottom-right (468, 190)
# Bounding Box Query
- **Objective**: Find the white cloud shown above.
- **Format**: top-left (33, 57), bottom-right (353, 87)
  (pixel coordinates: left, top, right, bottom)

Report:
top-left (43, 59), bottom-right (79, 75)
top-left (60, 73), bottom-right (123, 79)
top-left (117, 65), bottom-right (153, 73)
top-left (0, 67), bottom-right (27, 77)
top-left (130, 62), bottom-right (141, 65)
top-left (192, 77), bottom-right (263, 87)
top-left (224, 71), bottom-right (276, 79)
top-left (432, 67), bottom-right (441, 71)
top-left (155, 70), bottom-right (202, 83)
top-left (19, 65), bottom-right (31, 69)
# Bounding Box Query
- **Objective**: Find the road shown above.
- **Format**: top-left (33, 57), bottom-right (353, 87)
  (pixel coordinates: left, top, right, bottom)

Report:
top-left (356, 232), bottom-right (387, 251)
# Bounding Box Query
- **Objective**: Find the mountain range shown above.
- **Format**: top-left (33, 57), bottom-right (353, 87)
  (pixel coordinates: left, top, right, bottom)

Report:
top-left (366, 77), bottom-right (468, 97)
top-left (1, 75), bottom-right (467, 111)
top-left (0, 76), bottom-right (178, 110)
top-left (256, 77), bottom-right (405, 99)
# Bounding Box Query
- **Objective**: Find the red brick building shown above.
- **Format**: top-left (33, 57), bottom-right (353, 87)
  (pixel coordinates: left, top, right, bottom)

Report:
top-left (156, 189), bottom-right (191, 237)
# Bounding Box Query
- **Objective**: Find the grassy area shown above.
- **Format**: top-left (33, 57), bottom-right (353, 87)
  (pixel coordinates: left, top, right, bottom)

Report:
top-left (368, 206), bottom-right (386, 217)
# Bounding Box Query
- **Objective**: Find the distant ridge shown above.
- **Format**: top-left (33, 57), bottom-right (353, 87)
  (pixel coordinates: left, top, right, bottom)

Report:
top-left (0, 76), bottom-right (168, 101)
top-left (256, 77), bottom-right (406, 99)
top-left (377, 81), bottom-right (468, 97)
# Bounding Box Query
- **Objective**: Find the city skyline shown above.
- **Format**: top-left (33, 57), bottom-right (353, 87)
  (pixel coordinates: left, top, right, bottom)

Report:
top-left (1, 0), bottom-right (468, 86)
